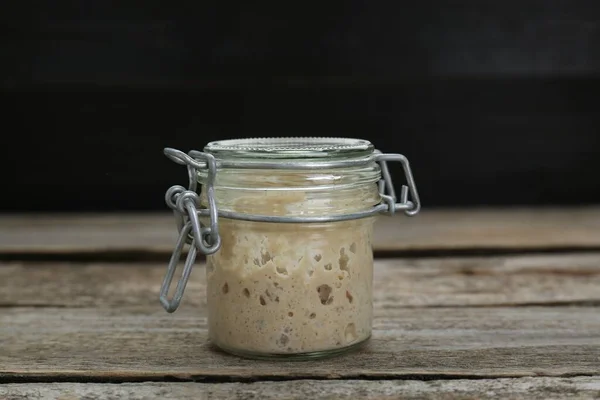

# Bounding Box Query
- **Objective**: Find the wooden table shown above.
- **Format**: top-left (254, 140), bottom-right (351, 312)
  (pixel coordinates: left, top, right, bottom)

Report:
top-left (1, 208), bottom-right (599, 399)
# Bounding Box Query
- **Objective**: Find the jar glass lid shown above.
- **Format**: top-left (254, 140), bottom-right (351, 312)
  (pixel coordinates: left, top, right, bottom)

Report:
top-left (203, 137), bottom-right (374, 160)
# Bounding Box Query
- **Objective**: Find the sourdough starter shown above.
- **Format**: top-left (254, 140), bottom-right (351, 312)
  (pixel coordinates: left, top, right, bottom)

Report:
top-left (205, 186), bottom-right (378, 355)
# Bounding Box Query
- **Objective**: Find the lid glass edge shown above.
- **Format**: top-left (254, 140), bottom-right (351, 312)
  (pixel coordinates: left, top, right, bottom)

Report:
top-left (203, 137), bottom-right (375, 160)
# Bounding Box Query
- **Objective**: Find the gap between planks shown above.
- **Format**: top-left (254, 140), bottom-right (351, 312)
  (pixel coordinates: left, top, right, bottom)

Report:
top-left (4, 246), bottom-right (600, 264)
top-left (0, 371), bottom-right (598, 384)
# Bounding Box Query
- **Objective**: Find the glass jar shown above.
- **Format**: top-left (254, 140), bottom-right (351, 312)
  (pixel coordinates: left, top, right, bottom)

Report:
top-left (159, 137), bottom-right (420, 360)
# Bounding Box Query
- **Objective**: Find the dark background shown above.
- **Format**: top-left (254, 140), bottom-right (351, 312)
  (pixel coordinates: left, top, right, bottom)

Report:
top-left (2, 1), bottom-right (599, 212)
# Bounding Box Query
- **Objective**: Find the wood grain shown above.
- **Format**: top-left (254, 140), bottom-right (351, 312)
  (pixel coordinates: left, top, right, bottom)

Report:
top-left (2, 208), bottom-right (600, 255)
top-left (0, 305), bottom-right (598, 380)
top-left (1, 253), bottom-right (599, 308)
top-left (1, 377), bottom-right (599, 400)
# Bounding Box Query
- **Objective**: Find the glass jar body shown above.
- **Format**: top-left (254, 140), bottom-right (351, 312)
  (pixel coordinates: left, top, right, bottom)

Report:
top-left (201, 166), bottom-right (381, 359)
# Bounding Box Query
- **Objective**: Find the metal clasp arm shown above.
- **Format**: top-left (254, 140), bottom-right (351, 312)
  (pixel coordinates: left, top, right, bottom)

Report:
top-left (163, 148), bottom-right (221, 253)
top-left (374, 151), bottom-right (421, 217)
top-left (159, 221), bottom-right (198, 313)
top-left (160, 148), bottom-right (222, 313)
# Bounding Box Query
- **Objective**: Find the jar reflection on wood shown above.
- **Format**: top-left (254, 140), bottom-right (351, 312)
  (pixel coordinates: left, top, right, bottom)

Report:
top-left (159, 138), bottom-right (421, 360)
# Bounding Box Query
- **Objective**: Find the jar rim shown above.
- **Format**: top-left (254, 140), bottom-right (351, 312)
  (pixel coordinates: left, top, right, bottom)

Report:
top-left (203, 137), bottom-right (374, 160)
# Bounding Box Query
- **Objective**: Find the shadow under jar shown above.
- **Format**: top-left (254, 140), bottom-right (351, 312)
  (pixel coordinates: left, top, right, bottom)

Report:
top-left (159, 137), bottom-right (421, 360)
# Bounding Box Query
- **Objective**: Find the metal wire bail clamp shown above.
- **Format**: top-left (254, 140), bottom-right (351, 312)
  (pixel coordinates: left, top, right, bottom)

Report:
top-left (160, 149), bottom-right (221, 312)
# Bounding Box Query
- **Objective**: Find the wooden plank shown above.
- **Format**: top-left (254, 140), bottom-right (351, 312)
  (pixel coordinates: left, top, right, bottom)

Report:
top-left (2, 208), bottom-right (600, 255)
top-left (1, 377), bottom-right (599, 400)
top-left (0, 306), bottom-right (598, 380)
top-left (1, 254), bottom-right (599, 308)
